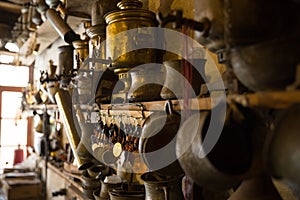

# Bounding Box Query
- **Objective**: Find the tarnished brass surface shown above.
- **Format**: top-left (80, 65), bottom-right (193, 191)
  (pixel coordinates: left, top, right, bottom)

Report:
top-left (160, 59), bottom-right (206, 99)
top-left (55, 89), bottom-right (93, 170)
top-left (267, 104), bottom-right (300, 189)
top-left (86, 25), bottom-right (107, 71)
top-left (228, 176), bottom-right (282, 200)
top-left (58, 45), bottom-right (74, 76)
top-left (176, 104), bottom-right (268, 190)
top-left (194, 0), bottom-right (225, 52)
top-left (128, 68), bottom-right (164, 102)
top-left (141, 172), bottom-right (184, 200)
top-left (230, 32), bottom-right (300, 91)
top-left (105, 0), bottom-right (158, 72)
top-left (139, 101), bottom-right (184, 176)
top-left (73, 40), bottom-right (89, 70)
top-left (193, 0), bottom-right (300, 91)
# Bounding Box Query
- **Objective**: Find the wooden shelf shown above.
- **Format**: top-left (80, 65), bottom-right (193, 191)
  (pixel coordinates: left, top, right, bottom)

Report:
top-left (47, 162), bottom-right (83, 193)
top-left (27, 90), bottom-right (300, 122)
top-left (228, 90), bottom-right (300, 109)
top-left (101, 90), bottom-right (300, 111)
top-left (95, 90), bottom-right (300, 117)
top-left (27, 104), bottom-right (59, 111)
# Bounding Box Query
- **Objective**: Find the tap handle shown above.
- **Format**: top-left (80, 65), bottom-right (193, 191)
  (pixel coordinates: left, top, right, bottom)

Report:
top-left (157, 10), bottom-right (210, 37)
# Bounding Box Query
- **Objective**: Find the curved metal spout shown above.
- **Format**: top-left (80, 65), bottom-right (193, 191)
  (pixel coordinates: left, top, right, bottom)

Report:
top-left (55, 89), bottom-right (93, 170)
top-left (73, 104), bottom-right (94, 167)
top-left (45, 8), bottom-right (80, 44)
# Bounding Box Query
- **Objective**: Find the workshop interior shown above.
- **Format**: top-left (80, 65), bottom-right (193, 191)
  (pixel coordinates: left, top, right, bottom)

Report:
top-left (0, 0), bottom-right (299, 199)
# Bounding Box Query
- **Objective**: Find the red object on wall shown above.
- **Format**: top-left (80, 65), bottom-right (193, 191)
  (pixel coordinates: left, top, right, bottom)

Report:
top-left (13, 145), bottom-right (24, 165)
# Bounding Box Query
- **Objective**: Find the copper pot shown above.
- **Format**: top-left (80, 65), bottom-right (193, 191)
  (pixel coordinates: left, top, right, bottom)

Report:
top-left (160, 59), bottom-right (206, 99)
top-left (230, 31), bottom-right (300, 91)
top-left (176, 104), bottom-right (268, 190)
top-left (100, 180), bottom-right (122, 199)
top-left (127, 65), bottom-right (165, 102)
top-left (139, 100), bottom-right (184, 177)
top-left (228, 176), bottom-right (282, 200)
top-left (81, 170), bottom-right (101, 199)
top-left (266, 104), bottom-right (300, 189)
top-left (194, 0), bottom-right (298, 51)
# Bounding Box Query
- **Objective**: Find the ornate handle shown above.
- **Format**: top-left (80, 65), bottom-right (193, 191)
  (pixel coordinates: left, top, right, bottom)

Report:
top-left (157, 10), bottom-right (210, 37)
top-left (162, 186), bottom-right (169, 200)
top-left (164, 99), bottom-right (174, 115)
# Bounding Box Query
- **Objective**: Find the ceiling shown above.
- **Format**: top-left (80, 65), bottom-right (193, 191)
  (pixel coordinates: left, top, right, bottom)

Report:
top-left (0, 0), bottom-right (94, 51)
top-left (0, 0), bottom-right (27, 47)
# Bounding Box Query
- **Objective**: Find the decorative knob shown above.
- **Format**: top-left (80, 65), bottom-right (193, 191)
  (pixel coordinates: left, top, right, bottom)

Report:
top-left (117, 0), bottom-right (143, 9)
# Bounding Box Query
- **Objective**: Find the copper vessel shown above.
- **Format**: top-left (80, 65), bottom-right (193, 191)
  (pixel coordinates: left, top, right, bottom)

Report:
top-left (73, 40), bottom-right (89, 70)
top-left (109, 189), bottom-right (145, 200)
top-left (57, 45), bottom-right (74, 87)
top-left (228, 176), bottom-right (282, 200)
top-left (105, 0), bottom-right (158, 73)
top-left (230, 32), bottom-right (300, 91)
top-left (194, 0), bottom-right (298, 50)
top-left (86, 25), bottom-right (107, 71)
top-left (139, 101), bottom-right (184, 177)
top-left (55, 89), bottom-right (94, 170)
top-left (104, 0), bottom-right (161, 102)
top-left (141, 172), bottom-right (184, 200)
top-left (176, 104), bottom-right (269, 190)
top-left (160, 59), bottom-right (206, 99)
top-left (266, 104), bottom-right (300, 189)
top-left (127, 64), bottom-right (165, 102)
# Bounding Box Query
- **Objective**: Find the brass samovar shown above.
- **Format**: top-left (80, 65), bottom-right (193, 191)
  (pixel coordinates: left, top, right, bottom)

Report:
top-left (105, 0), bottom-right (162, 102)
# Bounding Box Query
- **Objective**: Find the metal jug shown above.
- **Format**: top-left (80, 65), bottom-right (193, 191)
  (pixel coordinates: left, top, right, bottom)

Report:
top-left (160, 59), bottom-right (206, 100)
top-left (141, 172), bottom-right (184, 200)
top-left (139, 100), bottom-right (184, 177)
top-left (127, 65), bottom-right (165, 102)
top-left (109, 188), bottom-right (145, 200)
top-left (57, 45), bottom-right (74, 87)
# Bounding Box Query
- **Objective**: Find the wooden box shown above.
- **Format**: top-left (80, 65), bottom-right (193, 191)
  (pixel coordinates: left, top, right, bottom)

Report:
top-left (1, 178), bottom-right (42, 200)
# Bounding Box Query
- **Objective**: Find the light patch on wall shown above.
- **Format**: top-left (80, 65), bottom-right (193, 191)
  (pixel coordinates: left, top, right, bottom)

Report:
top-left (5, 42), bottom-right (20, 53)
top-left (0, 65), bottom-right (29, 87)
top-left (0, 54), bottom-right (14, 64)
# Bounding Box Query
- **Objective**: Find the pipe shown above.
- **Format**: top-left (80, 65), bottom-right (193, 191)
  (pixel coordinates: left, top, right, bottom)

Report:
top-left (0, 1), bottom-right (22, 14)
top-left (55, 89), bottom-right (93, 170)
top-left (45, 8), bottom-right (80, 44)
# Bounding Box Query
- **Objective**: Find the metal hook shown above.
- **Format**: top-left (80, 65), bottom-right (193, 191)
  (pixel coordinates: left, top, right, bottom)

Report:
top-left (107, 106), bottom-right (112, 117)
top-left (164, 99), bottom-right (173, 115)
top-left (137, 103), bottom-right (146, 119)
